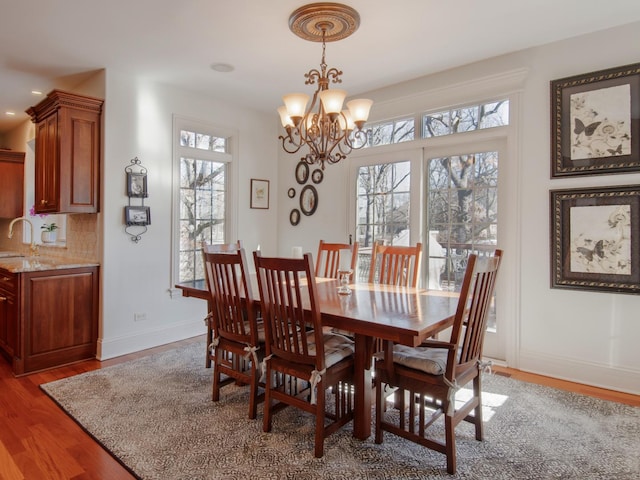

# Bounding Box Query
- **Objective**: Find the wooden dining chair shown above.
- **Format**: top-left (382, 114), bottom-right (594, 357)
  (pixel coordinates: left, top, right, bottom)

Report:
top-left (315, 240), bottom-right (359, 278)
top-left (203, 247), bottom-right (265, 419)
top-left (374, 249), bottom-right (503, 474)
top-left (201, 241), bottom-right (242, 368)
top-left (368, 241), bottom-right (422, 287)
top-left (253, 251), bottom-right (355, 458)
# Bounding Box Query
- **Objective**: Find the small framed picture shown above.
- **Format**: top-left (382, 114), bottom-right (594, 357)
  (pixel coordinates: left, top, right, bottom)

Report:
top-left (287, 187), bottom-right (296, 198)
top-left (290, 208), bottom-right (300, 226)
top-left (250, 179), bottom-right (269, 209)
top-left (551, 62), bottom-right (640, 177)
top-left (550, 185), bottom-right (640, 294)
top-left (311, 168), bottom-right (324, 184)
top-left (295, 161), bottom-right (309, 184)
top-left (300, 185), bottom-right (318, 216)
top-left (127, 172), bottom-right (148, 198)
top-left (125, 206), bottom-right (151, 226)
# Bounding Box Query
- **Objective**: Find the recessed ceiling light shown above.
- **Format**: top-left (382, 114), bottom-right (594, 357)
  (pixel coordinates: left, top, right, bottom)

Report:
top-left (5, 111), bottom-right (15, 116)
top-left (211, 63), bottom-right (234, 73)
top-left (31, 90), bottom-right (43, 95)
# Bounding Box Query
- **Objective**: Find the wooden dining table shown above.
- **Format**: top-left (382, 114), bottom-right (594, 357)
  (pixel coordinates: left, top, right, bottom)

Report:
top-left (176, 277), bottom-right (458, 440)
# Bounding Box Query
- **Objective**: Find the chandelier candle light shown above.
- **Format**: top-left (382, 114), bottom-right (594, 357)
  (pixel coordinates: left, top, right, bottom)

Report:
top-left (278, 3), bottom-right (373, 169)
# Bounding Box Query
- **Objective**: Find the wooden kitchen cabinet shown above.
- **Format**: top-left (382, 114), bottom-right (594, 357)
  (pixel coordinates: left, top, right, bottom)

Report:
top-left (26, 90), bottom-right (103, 214)
top-left (0, 265), bottom-right (99, 376)
top-left (0, 150), bottom-right (25, 219)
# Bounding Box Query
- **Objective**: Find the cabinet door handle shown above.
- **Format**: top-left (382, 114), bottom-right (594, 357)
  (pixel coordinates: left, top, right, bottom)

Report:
top-left (0, 297), bottom-right (6, 302)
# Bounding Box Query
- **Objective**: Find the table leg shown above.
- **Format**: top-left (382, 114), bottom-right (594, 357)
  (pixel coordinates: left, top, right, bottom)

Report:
top-left (353, 333), bottom-right (373, 440)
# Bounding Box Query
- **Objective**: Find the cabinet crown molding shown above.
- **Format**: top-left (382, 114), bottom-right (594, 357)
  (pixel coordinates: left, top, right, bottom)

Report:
top-left (26, 89), bottom-right (103, 123)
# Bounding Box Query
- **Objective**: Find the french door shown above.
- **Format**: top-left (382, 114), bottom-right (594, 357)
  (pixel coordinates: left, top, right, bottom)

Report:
top-left (424, 139), bottom-right (509, 361)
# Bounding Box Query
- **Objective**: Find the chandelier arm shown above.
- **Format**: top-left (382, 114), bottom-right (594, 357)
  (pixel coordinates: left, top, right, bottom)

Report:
top-left (279, 134), bottom-right (304, 155)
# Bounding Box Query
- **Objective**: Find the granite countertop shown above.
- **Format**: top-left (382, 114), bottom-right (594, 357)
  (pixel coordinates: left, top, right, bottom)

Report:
top-left (0, 255), bottom-right (99, 273)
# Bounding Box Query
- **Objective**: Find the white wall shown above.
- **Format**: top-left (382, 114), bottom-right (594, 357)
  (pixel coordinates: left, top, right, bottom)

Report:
top-left (99, 71), bottom-right (278, 359)
top-left (277, 21), bottom-right (640, 394)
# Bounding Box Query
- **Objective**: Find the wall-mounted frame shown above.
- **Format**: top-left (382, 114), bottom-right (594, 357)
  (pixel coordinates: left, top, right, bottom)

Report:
top-left (300, 185), bottom-right (318, 216)
top-left (295, 161), bottom-right (309, 184)
top-left (290, 208), bottom-right (300, 226)
top-left (250, 178), bottom-right (269, 209)
top-left (288, 187), bottom-right (296, 198)
top-left (551, 62), bottom-right (640, 177)
top-left (550, 185), bottom-right (640, 294)
top-left (127, 172), bottom-right (148, 198)
top-left (311, 168), bottom-right (324, 184)
top-left (125, 206), bottom-right (151, 226)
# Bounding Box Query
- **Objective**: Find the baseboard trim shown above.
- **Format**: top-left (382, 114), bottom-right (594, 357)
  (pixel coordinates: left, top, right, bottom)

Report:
top-left (518, 349), bottom-right (640, 396)
top-left (97, 320), bottom-right (206, 360)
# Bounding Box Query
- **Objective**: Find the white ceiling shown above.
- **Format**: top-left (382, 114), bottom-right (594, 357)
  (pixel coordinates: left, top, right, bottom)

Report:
top-left (2, 0), bottom-right (640, 134)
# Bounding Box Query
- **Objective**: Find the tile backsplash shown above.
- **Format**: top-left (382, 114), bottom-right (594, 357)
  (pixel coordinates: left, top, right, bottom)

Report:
top-left (0, 214), bottom-right (99, 262)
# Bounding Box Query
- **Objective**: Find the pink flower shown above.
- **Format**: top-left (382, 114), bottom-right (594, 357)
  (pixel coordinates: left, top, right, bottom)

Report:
top-left (29, 205), bottom-right (48, 219)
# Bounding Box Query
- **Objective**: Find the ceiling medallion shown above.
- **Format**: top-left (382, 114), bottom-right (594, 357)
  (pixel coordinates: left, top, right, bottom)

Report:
top-left (277, 3), bottom-right (372, 169)
top-left (289, 3), bottom-right (360, 42)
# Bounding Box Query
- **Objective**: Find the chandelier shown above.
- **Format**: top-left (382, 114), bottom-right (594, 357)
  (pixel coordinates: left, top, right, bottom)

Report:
top-left (278, 3), bottom-right (372, 169)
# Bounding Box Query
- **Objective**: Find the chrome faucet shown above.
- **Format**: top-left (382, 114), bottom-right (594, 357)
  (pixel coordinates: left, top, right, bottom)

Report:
top-left (8, 217), bottom-right (39, 256)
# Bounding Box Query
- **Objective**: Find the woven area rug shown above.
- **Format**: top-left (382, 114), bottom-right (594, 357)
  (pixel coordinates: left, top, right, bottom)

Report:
top-left (41, 340), bottom-right (640, 480)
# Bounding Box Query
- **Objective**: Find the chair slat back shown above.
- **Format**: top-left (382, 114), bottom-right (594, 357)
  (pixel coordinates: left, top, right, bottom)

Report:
top-left (254, 252), bottom-right (324, 369)
top-left (449, 250), bottom-right (502, 373)
top-left (315, 240), bottom-right (359, 278)
top-left (369, 242), bottom-right (422, 287)
top-left (203, 248), bottom-right (258, 345)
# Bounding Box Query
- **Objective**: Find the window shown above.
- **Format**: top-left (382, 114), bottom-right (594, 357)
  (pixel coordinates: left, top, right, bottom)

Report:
top-left (423, 100), bottom-right (509, 138)
top-left (173, 119), bottom-right (233, 283)
top-left (362, 118), bottom-right (415, 147)
top-left (426, 151), bottom-right (499, 332)
top-left (355, 161), bottom-right (411, 281)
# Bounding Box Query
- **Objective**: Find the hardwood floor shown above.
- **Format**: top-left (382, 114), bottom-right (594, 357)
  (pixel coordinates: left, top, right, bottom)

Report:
top-left (1, 336), bottom-right (638, 479)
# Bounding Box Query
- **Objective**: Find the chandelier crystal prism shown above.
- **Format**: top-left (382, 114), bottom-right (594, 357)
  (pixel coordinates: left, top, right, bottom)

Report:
top-left (278, 3), bottom-right (372, 169)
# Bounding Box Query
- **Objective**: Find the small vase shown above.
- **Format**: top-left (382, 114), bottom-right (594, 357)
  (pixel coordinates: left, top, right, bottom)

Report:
top-left (41, 231), bottom-right (57, 243)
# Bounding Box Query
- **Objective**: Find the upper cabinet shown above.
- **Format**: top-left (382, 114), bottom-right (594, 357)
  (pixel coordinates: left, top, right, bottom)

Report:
top-left (26, 90), bottom-right (103, 214)
top-left (0, 150), bottom-right (25, 219)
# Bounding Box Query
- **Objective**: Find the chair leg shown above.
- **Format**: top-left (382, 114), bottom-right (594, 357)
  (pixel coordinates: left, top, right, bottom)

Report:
top-left (212, 353), bottom-right (221, 402)
top-left (473, 375), bottom-right (484, 441)
top-left (375, 379), bottom-right (384, 444)
top-left (263, 368), bottom-right (273, 433)
top-left (314, 380), bottom-right (325, 458)
top-left (248, 365), bottom-right (258, 420)
top-left (205, 327), bottom-right (213, 368)
top-left (444, 413), bottom-right (457, 474)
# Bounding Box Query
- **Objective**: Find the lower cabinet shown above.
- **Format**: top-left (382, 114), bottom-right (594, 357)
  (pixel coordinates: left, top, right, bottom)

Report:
top-left (0, 266), bottom-right (99, 376)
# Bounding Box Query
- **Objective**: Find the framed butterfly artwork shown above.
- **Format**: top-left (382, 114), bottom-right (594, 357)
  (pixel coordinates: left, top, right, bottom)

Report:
top-left (551, 62), bottom-right (640, 177)
top-left (550, 185), bottom-right (640, 294)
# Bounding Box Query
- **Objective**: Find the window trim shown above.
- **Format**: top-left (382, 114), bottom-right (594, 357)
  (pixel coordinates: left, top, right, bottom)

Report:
top-left (171, 115), bottom-right (239, 286)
